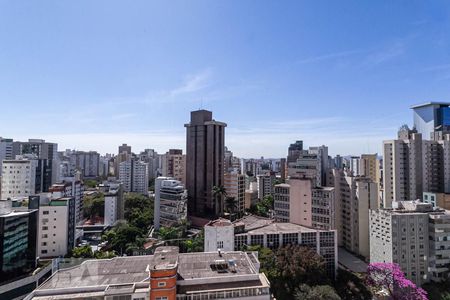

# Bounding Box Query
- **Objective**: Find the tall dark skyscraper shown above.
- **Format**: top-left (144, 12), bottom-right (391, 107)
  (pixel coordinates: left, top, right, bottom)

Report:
top-left (287, 140), bottom-right (303, 163)
top-left (185, 110), bottom-right (226, 218)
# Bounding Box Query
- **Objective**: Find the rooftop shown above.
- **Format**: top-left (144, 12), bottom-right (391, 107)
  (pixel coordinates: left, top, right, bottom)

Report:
top-left (206, 218), bottom-right (233, 227)
top-left (240, 222), bottom-right (317, 235)
top-left (410, 102), bottom-right (450, 109)
top-left (233, 215), bottom-right (274, 231)
top-left (177, 251), bottom-right (257, 280)
top-left (38, 255), bottom-right (152, 291)
top-left (36, 248), bottom-right (260, 293)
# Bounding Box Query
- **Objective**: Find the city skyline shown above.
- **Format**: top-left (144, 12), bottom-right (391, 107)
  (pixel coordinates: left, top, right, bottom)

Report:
top-left (2, 1), bottom-right (450, 157)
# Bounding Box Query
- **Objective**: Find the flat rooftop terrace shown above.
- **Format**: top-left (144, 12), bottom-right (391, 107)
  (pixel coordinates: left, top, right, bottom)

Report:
top-left (240, 222), bottom-right (318, 235)
top-left (38, 256), bottom-right (153, 291)
top-left (177, 251), bottom-right (256, 280)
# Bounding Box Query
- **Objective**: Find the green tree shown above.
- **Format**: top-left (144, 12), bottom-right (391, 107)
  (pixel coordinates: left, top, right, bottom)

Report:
top-left (104, 222), bottom-right (145, 255)
top-left (254, 195), bottom-right (273, 217)
top-left (158, 226), bottom-right (182, 241)
top-left (295, 284), bottom-right (341, 300)
top-left (182, 230), bottom-right (204, 253)
top-left (225, 196), bottom-right (237, 213)
top-left (71, 245), bottom-right (94, 258)
top-left (212, 185), bottom-right (227, 216)
top-left (124, 193), bottom-right (154, 231)
top-left (83, 193), bottom-right (105, 220)
top-left (251, 244), bottom-right (329, 300)
top-left (84, 179), bottom-right (98, 188)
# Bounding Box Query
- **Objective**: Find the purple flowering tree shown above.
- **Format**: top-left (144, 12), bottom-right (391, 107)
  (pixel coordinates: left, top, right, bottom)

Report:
top-left (366, 263), bottom-right (428, 300)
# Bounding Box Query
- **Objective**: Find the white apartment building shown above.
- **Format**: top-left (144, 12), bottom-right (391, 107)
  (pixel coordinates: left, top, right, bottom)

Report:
top-left (204, 218), bottom-right (235, 252)
top-left (119, 159), bottom-right (149, 195)
top-left (154, 177), bottom-right (187, 230)
top-left (334, 170), bottom-right (378, 259)
top-left (224, 171), bottom-right (245, 214)
top-left (38, 196), bottom-right (76, 258)
top-left (256, 174), bottom-right (275, 200)
top-left (99, 180), bottom-right (124, 221)
top-left (104, 194), bottom-right (117, 226)
top-left (370, 201), bottom-right (431, 285)
top-left (49, 181), bottom-right (84, 225)
top-left (349, 156), bottom-right (360, 176)
top-left (1, 157), bottom-right (37, 200)
top-left (428, 210), bottom-right (450, 282)
top-left (383, 126), bottom-right (423, 208)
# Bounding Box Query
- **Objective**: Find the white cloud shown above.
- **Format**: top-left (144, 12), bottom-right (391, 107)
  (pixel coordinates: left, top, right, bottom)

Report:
top-left (169, 69), bottom-right (212, 96)
top-left (296, 50), bottom-right (363, 64)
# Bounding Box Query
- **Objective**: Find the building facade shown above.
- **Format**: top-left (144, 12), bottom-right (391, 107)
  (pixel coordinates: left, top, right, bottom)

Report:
top-left (370, 201), bottom-right (431, 285)
top-left (0, 199), bottom-right (38, 282)
top-left (119, 159), bottom-right (149, 195)
top-left (224, 171), bottom-right (245, 214)
top-left (154, 177), bottom-right (187, 230)
top-left (38, 196), bottom-right (76, 258)
top-left (185, 110), bottom-right (226, 218)
top-left (383, 126), bottom-right (423, 208)
top-left (161, 149), bottom-right (186, 185)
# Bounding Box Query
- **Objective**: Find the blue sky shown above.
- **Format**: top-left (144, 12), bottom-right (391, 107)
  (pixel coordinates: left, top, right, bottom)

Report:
top-left (1, 1), bottom-right (450, 157)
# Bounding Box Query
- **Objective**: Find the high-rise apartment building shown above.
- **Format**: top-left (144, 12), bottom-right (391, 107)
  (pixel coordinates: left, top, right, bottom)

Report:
top-left (288, 145), bottom-right (329, 187)
top-left (99, 179), bottom-right (124, 222)
top-left (38, 196), bottom-right (76, 258)
top-left (12, 139), bottom-right (58, 184)
top-left (428, 210), bottom-right (450, 282)
top-left (65, 150), bottom-right (100, 178)
top-left (287, 140), bottom-right (303, 163)
top-left (154, 177), bottom-right (187, 230)
top-left (383, 126), bottom-right (423, 208)
top-left (0, 137), bottom-right (13, 169)
top-left (256, 173), bottom-right (275, 200)
top-left (370, 201), bottom-right (431, 285)
top-left (118, 159), bottom-right (149, 195)
top-left (349, 156), bottom-right (360, 176)
top-left (333, 170), bottom-right (378, 259)
top-left (49, 181), bottom-right (84, 225)
top-left (138, 149), bottom-right (160, 180)
top-left (1, 156), bottom-right (53, 200)
top-left (118, 143), bottom-right (131, 155)
top-left (224, 171), bottom-right (245, 214)
top-left (274, 178), bottom-right (335, 230)
top-left (360, 154), bottom-right (379, 183)
top-left (185, 110), bottom-right (226, 218)
top-left (161, 149), bottom-right (186, 185)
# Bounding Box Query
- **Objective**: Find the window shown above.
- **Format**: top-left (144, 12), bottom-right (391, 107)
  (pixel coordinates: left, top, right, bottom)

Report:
top-left (42, 226), bottom-right (48, 231)
top-left (217, 241), bottom-right (224, 249)
top-left (155, 297), bottom-right (168, 300)
top-left (157, 282), bottom-right (166, 287)
top-left (43, 211), bottom-right (49, 215)
top-left (41, 250), bottom-right (47, 254)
